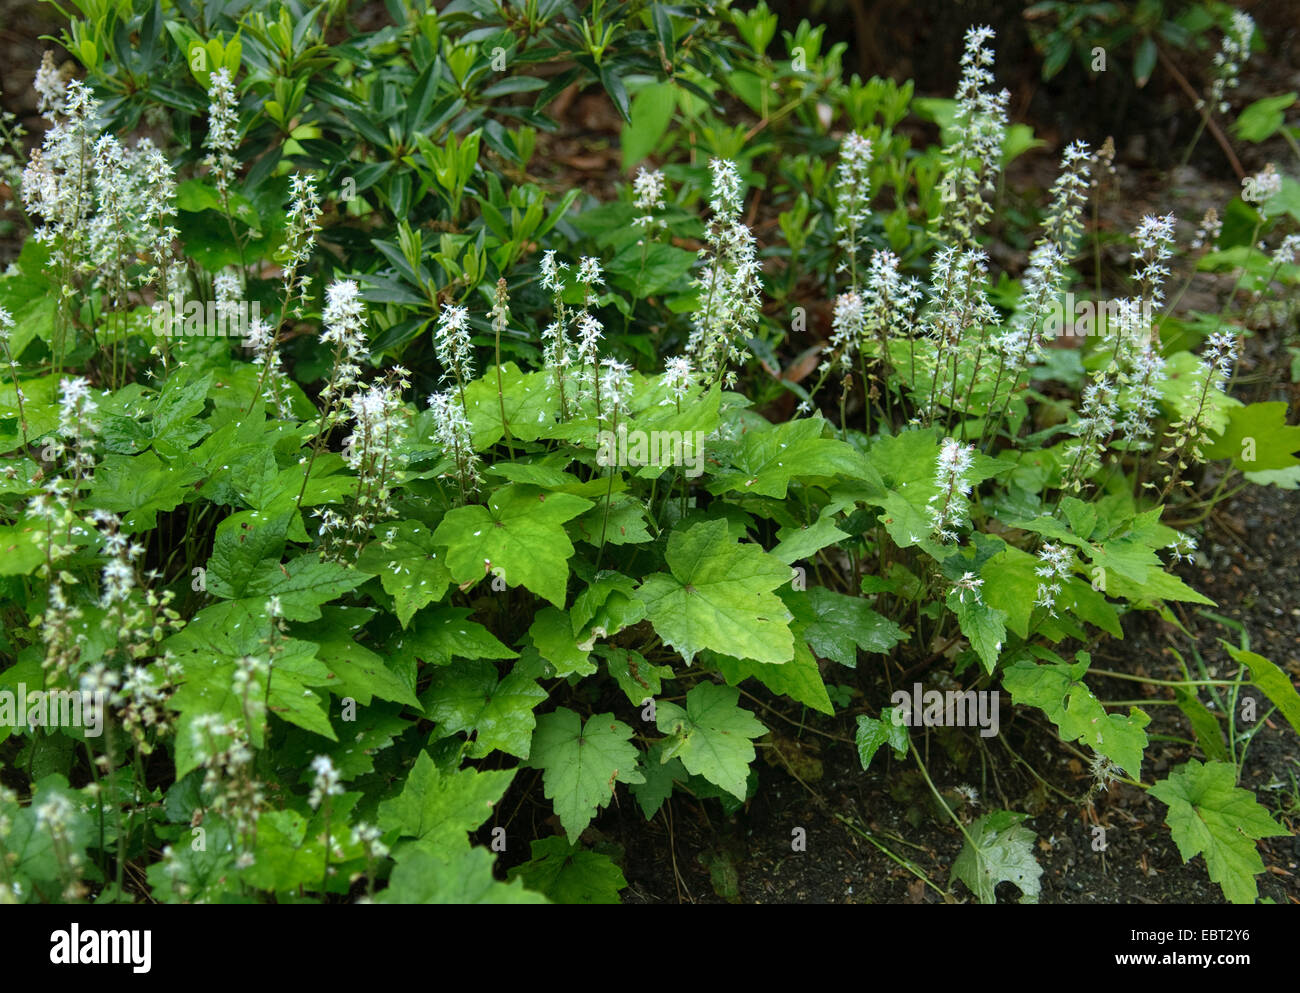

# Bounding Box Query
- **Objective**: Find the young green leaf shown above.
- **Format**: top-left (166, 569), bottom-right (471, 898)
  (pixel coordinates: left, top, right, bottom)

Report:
top-left (855, 708), bottom-right (909, 771)
top-left (1149, 760), bottom-right (1287, 904)
top-left (1002, 653), bottom-right (1150, 777)
top-left (784, 586), bottom-right (906, 666)
top-left (420, 658), bottom-right (548, 760)
top-left (655, 682), bottom-right (766, 800)
top-left (1222, 641), bottom-right (1300, 738)
top-left (708, 416), bottom-right (865, 499)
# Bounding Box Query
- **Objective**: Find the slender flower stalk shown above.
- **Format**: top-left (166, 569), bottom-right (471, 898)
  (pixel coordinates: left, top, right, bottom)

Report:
top-left (982, 142), bottom-right (1092, 450)
top-left (540, 250), bottom-right (575, 419)
top-left (492, 278), bottom-right (515, 456)
top-left (1157, 331), bottom-right (1238, 499)
top-left (428, 388), bottom-right (482, 504)
top-left (1182, 12), bottom-right (1255, 164)
top-left (0, 306), bottom-right (28, 445)
top-left (202, 67), bottom-right (248, 274)
top-left (1061, 376), bottom-right (1117, 494)
top-left (247, 173), bottom-right (323, 414)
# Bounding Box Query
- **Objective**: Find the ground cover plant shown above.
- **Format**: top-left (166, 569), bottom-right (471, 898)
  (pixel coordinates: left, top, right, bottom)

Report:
top-left (0, 0), bottom-right (1297, 905)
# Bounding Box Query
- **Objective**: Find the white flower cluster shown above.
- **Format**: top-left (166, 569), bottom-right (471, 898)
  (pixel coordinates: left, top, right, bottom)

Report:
top-left (214, 271), bottom-right (241, 321)
top-left (633, 167), bottom-right (667, 228)
top-left (341, 379), bottom-right (408, 530)
top-left (320, 279), bottom-right (368, 411)
top-left (660, 354), bottom-right (698, 407)
top-left (309, 755), bottom-right (343, 809)
top-left (1191, 208), bottom-right (1221, 251)
top-left (434, 303), bottom-right (475, 393)
top-left (1199, 330), bottom-right (1239, 394)
top-left (1158, 331), bottom-right (1240, 493)
top-left (928, 247), bottom-right (998, 347)
top-left (825, 250), bottom-right (923, 381)
top-left (231, 654), bottom-right (268, 728)
top-left (938, 26), bottom-right (1010, 246)
top-left (350, 822), bottom-right (390, 861)
top-left (244, 317), bottom-right (295, 419)
top-left (538, 251), bottom-right (607, 415)
top-left (1167, 532), bottom-right (1197, 564)
top-left (103, 658), bottom-right (175, 756)
top-left (688, 158), bottom-right (762, 388)
top-left (994, 144), bottom-right (1091, 370)
top-left (927, 437), bottom-right (975, 542)
top-left (34, 51), bottom-right (65, 116)
top-left (279, 172), bottom-right (323, 311)
top-left (827, 290), bottom-right (865, 372)
top-left (1133, 213), bottom-right (1176, 309)
top-left (55, 376), bottom-right (100, 481)
top-left (22, 77), bottom-right (178, 306)
top-left (833, 131), bottom-right (874, 281)
top-left (428, 388), bottom-right (482, 498)
top-left (1033, 542), bottom-right (1073, 616)
top-left (22, 80), bottom-right (98, 262)
top-left (27, 377), bottom-right (100, 678)
top-left (89, 134), bottom-right (166, 296)
top-left (90, 509), bottom-right (143, 607)
top-left (950, 571), bottom-right (984, 604)
top-left (600, 357), bottom-right (632, 415)
top-left (1208, 12), bottom-right (1254, 115)
top-left (1063, 376), bottom-right (1117, 490)
top-left (924, 247), bottom-right (999, 418)
top-left (35, 792), bottom-right (76, 835)
top-left (1246, 163), bottom-right (1282, 206)
top-left (865, 250), bottom-right (922, 353)
top-left (202, 68), bottom-right (240, 196)
top-left (1118, 342), bottom-right (1166, 451)
top-left (190, 714), bottom-right (264, 846)
top-left (1271, 233), bottom-right (1300, 267)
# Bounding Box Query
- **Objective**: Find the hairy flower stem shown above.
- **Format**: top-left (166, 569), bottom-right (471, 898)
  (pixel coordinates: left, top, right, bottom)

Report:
top-left (493, 280), bottom-right (515, 459)
top-left (593, 411), bottom-right (620, 572)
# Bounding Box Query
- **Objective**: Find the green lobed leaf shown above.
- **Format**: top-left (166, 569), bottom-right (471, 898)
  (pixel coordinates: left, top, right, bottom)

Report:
top-left (377, 847), bottom-right (548, 904)
top-left (432, 484), bottom-right (593, 607)
top-left (636, 519), bottom-right (794, 665)
top-left (526, 708), bottom-right (645, 843)
top-left (420, 657), bottom-right (547, 760)
top-left (1149, 760), bottom-right (1287, 904)
top-left (1002, 653), bottom-right (1150, 776)
top-left (507, 836), bottom-right (628, 904)
top-left (377, 750), bottom-right (516, 855)
top-left (855, 708), bottom-right (909, 771)
top-left (709, 416), bottom-right (866, 499)
top-left (655, 682), bottom-right (766, 800)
